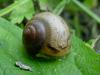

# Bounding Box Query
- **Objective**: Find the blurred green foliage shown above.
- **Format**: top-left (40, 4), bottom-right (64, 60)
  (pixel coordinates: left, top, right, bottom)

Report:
top-left (0, 0), bottom-right (100, 41)
top-left (0, 0), bottom-right (100, 74)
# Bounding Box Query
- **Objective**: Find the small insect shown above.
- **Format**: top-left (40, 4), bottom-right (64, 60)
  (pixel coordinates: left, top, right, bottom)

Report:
top-left (15, 61), bottom-right (32, 71)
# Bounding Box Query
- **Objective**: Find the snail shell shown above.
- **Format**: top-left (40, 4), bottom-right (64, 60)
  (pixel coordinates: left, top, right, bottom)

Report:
top-left (23, 12), bottom-right (70, 57)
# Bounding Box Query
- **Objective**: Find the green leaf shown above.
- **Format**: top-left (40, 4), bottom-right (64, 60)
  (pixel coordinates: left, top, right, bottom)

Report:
top-left (9, 0), bottom-right (35, 24)
top-left (53, 0), bottom-right (71, 15)
top-left (39, 0), bottom-right (71, 15)
top-left (84, 0), bottom-right (97, 8)
top-left (0, 17), bottom-right (100, 75)
top-left (39, 0), bottom-right (61, 11)
top-left (0, 0), bottom-right (11, 3)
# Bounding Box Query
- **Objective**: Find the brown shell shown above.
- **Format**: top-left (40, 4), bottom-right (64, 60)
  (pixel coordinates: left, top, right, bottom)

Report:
top-left (23, 19), bottom-right (46, 55)
top-left (23, 12), bottom-right (70, 57)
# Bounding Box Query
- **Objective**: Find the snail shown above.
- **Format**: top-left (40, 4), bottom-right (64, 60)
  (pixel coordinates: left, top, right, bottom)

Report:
top-left (23, 12), bottom-right (70, 58)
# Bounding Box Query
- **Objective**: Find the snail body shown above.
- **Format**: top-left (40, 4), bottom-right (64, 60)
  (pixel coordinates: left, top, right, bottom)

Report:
top-left (23, 12), bottom-right (70, 58)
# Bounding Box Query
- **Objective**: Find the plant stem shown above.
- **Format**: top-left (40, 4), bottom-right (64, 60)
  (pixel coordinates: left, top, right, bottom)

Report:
top-left (53, 0), bottom-right (71, 15)
top-left (72, 0), bottom-right (100, 24)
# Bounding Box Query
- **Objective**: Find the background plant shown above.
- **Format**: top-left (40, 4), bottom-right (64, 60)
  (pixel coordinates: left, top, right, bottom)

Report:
top-left (0, 0), bottom-right (100, 75)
